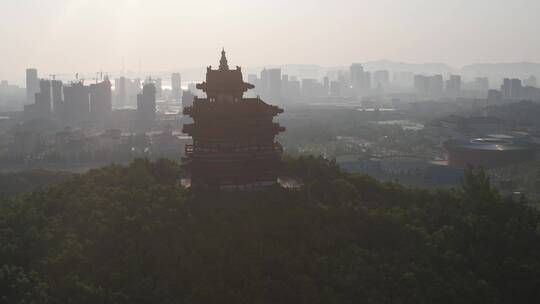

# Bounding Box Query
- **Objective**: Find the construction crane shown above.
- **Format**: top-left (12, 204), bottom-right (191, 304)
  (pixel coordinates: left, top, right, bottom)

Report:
top-left (74, 73), bottom-right (87, 84)
top-left (49, 73), bottom-right (68, 81)
top-left (98, 71), bottom-right (107, 81)
top-left (94, 71), bottom-right (109, 83)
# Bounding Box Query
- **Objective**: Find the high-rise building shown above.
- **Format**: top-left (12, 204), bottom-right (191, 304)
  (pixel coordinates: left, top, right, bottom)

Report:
top-left (25, 79), bottom-right (52, 118)
top-left (267, 68), bottom-right (282, 103)
top-left (349, 63), bottom-right (372, 96)
top-left (281, 74), bottom-right (289, 98)
top-left (279, 74), bottom-right (302, 100)
top-left (393, 71), bottom-right (414, 87)
top-left (487, 89), bottom-right (502, 105)
top-left (501, 78), bottom-right (522, 101)
top-left (288, 76), bottom-right (301, 99)
top-left (414, 74), bottom-right (444, 96)
top-left (129, 78), bottom-right (141, 106)
top-left (524, 76), bottom-right (537, 88)
top-left (137, 82), bottom-right (156, 131)
top-left (338, 73), bottom-right (354, 97)
top-left (182, 90), bottom-right (195, 109)
top-left (132, 78), bottom-right (141, 93)
top-left (26, 68), bottom-right (39, 103)
top-left (323, 76), bottom-right (330, 96)
top-left (89, 78), bottom-right (112, 120)
top-left (114, 77), bottom-right (127, 107)
top-left (373, 70), bottom-right (390, 89)
top-left (350, 63), bottom-right (364, 95)
top-left (260, 68), bottom-right (269, 98)
top-left (429, 75), bottom-right (444, 95)
top-left (0, 81), bottom-right (22, 106)
top-left (414, 75), bottom-right (429, 93)
top-left (155, 78), bottom-right (163, 99)
top-left (64, 82), bottom-right (90, 124)
top-left (171, 73), bottom-right (182, 101)
top-left (363, 71), bottom-right (371, 92)
top-left (501, 78), bottom-right (511, 100)
top-left (445, 75), bottom-right (462, 97)
top-left (52, 80), bottom-right (63, 115)
top-left (301, 79), bottom-right (317, 98)
top-left (35, 79), bottom-right (52, 114)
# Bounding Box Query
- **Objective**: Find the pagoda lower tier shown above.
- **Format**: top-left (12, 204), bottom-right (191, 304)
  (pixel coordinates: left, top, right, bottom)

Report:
top-left (183, 143), bottom-right (283, 188)
top-left (182, 98), bottom-right (285, 188)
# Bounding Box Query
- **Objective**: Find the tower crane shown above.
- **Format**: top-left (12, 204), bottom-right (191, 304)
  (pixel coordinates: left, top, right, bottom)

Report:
top-left (49, 73), bottom-right (68, 81)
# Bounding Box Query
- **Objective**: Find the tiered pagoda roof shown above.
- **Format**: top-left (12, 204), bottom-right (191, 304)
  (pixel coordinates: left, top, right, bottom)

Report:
top-left (182, 50), bottom-right (285, 188)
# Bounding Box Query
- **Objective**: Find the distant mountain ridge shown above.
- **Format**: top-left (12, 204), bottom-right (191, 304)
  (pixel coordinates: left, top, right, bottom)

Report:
top-left (361, 60), bottom-right (454, 75)
top-left (242, 61), bottom-right (540, 81)
top-left (461, 62), bottom-right (540, 79)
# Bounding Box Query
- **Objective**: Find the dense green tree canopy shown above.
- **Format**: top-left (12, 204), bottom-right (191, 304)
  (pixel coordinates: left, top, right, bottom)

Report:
top-left (1, 157), bottom-right (540, 303)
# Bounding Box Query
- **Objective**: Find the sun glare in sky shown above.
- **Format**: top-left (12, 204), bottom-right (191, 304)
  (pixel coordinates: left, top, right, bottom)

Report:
top-left (1, 0), bottom-right (540, 82)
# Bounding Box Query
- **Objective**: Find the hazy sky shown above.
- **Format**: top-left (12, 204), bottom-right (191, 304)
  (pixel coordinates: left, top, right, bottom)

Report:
top-left (2, 0), bottom-right (540, 83)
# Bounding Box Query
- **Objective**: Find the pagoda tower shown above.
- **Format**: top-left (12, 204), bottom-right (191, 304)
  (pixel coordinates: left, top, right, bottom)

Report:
top-left (182, 50), bottom-right (285, 188)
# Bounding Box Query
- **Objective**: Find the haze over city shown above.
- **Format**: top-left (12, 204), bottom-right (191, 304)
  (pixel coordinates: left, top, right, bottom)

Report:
top-left (4, 1), bottom-right (540, 302)
top-left (3, 0), bottom-right (540, 83)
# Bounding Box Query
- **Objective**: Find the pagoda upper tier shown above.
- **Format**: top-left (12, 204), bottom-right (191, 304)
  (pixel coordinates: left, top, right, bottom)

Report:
top-left (196, 49), bottom-right (254, 101)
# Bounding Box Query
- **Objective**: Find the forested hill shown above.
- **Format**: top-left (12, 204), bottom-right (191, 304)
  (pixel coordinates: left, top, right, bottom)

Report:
top-left (1, 157), bottom-right (540, 303)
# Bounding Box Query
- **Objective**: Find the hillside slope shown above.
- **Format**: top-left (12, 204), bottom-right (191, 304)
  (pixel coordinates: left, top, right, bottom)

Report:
top-left (1, 158), bottom-right (540, 303)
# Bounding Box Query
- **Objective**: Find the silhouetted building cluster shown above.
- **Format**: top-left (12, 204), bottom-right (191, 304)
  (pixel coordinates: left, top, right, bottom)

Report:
top-left (413, 74), bottom-right (462, 97)
top-left (0, 80), bottom-right (25, 111)
top-left (249, 68), bottom-right (284, 103)
top-left (5, 124), bottom-right (187, 163)
top-left (23, 69), bottom-right (112, 125)
top-left (488, 78), bottom-right (540, 104)
top-left (240, 63), bottom-right (539, 103)
top-left (114, 77), bottom-right (141, 108)
top-left (246, 63), bottom-right (488, 102)
top-left (112, 74), bottom-right (181, 105)
top-left (242, 63), bottom-right (499, 102)
top-left (414, 74), bottom-right (444, 96)
top-left (21, 69), bottom-right (165, 132)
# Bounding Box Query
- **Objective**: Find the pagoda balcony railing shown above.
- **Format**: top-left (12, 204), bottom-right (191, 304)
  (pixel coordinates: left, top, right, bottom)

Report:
top-left (182, 124), bottom-right (194, 134)
top-left (183, 106), bottom-right (192, 115)
top-left (183, 123), bottom-right (284, 136)
top-left (184, 99), bottom-right (284, 118)
top-left (185, 143), bottom-right (283, 156)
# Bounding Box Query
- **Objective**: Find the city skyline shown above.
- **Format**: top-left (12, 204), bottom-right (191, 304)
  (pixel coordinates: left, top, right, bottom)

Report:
top-left (2, 0), bottom-right (540, 84)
